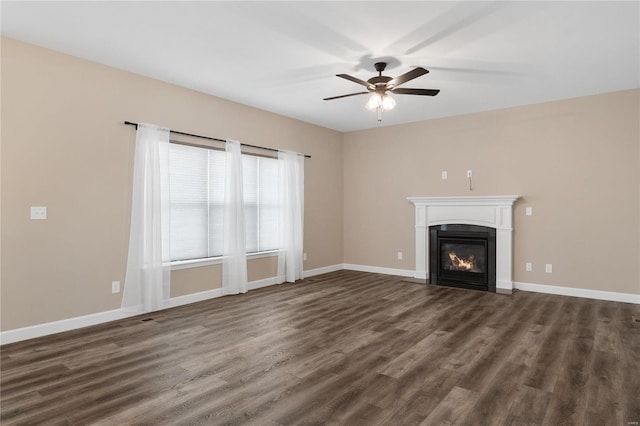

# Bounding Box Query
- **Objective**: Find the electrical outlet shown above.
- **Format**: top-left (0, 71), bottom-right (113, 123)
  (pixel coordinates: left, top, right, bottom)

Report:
top-left (30, 206), bottom-right (47, 220)
top-left (545, 264), bottom-right (553, 273)
top-left (111, 281), bottom-right (120, 293)
top-left (525, 207), bottom-right (533, 216)
top-left (397, 251), bottom-right (403, 260)
top-left (467, 170), bottom-right (473, 178)
top-left (303, 253), bottom-right (307, 261)
top-left (441, 171), bottom-right (448, 180)
top-left (525, 262), bottom-right (532, 272)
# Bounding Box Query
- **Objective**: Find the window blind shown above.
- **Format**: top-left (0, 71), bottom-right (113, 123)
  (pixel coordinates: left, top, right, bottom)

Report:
top-left (169, 143), bottom-right (279, 261)
top-left (243, 155), bottom-right (279, 253)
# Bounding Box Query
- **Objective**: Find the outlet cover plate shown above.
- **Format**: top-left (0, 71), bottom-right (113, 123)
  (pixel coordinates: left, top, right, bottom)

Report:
top-left (31, 206), bottom-right (47, 220)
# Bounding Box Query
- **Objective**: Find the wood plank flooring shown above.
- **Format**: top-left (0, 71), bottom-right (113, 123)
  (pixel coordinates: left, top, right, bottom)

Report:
top-left (1, 270), bottom-right (639, 425)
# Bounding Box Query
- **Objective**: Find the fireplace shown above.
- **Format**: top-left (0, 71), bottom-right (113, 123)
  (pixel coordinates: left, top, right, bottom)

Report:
top-left (408, 196), bottom-right (519, 294)
top-left (429, 224), bottom-right (496, 292)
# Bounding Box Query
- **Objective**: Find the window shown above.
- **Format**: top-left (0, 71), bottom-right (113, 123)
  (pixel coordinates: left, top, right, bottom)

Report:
top-left (169, 143), bottom-right (279, 261)
top-left (242, 155), bottom-right (279, 253)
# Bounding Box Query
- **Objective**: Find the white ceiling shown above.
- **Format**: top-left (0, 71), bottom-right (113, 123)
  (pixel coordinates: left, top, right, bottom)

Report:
top-left (2, 1), bottom-right (639, 132)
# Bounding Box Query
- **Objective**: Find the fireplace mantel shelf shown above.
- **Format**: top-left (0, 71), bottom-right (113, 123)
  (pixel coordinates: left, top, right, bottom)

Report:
top-left (408, 195), bottom-right (520, 293)
top-left (408, 195), bottom-right (520, 207)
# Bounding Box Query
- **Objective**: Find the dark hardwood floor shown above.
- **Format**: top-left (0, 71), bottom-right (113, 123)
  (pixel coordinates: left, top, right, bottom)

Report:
top-left (1, 270), bottom-right (639, 425)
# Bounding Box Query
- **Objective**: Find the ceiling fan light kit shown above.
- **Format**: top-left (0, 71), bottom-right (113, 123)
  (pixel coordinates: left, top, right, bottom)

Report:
top-left (365, 92), bottom-right (396, 112)
top-left (324, 61), bottom-right (440, 122)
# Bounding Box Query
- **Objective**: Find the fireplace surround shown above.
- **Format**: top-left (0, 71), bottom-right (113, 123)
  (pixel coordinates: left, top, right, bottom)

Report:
top-left (408, 196), bottom-right (520, 294)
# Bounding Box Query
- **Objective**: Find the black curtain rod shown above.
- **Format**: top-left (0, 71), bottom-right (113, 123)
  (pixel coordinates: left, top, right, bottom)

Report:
top-left (124, 121), bottom-right (310, 158)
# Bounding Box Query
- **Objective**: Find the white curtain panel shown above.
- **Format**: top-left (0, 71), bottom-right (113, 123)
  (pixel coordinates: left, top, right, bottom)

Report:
top-left (122, 123), bottom-right (171, 313)
top-left (277, 150), bottom-right (305, 283)
top-left (222, 140), bottom-right (248, 295)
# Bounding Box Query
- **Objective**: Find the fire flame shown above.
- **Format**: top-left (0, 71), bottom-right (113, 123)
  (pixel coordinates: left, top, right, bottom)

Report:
top-left (447, 252), bottom-right (476, 270)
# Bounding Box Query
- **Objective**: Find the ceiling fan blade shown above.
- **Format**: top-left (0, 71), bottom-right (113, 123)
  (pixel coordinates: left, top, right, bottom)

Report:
top-left (337, 74), bottom-right (374, 89)
top-left (391, 88), bottom-right (440, 96)
top-left (323, 92), bottom-right (370, 101)
top-left (387, 67), bottom-right (429, 88)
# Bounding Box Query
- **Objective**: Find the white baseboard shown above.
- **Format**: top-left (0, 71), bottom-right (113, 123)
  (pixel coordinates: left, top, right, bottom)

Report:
top-left (515, 281), bottom-right (640, 304)
top-left (342, 263), bottom-right (414, 277)
top-left (303, 263), bottom-right (344, 278)
top-left (4, 267), bottom-right (638, 345)
top-left (0, 309), bottom-right (136, 346)
top-left (2, 276), bottom-right (268, 345)
top-left (165, 288), bottom-right (224, 309)
top-left (343, 266), bottom-right (640, 305)
top-left (248, 276), bottom-right (280, 290)
top-left (0, 268), bottom-right (343, 345)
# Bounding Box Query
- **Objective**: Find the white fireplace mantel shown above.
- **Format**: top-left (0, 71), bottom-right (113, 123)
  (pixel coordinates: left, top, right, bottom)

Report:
top-left (408, 195), bottom-right (520, 293)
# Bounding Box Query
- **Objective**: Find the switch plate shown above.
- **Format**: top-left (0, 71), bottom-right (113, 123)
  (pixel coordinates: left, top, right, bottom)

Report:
top-left (525, 262), bottom-right (532, 272)
top-left (525, 207), bottom-right (533, 216)
top-left (31, 206), bottom-right (47, 220)
top-left (303, 253), bottom-right (307, 261)
top-left (111, 281), bottom-right (120, 293)
top-left (441, 171), bottom-right (448, 180)
top-left (397, 251), bottom-right (403, 260)
top-left (545, 264), bottom-right (553, 273)
top-left (467, 170), bottom-right (473, 178)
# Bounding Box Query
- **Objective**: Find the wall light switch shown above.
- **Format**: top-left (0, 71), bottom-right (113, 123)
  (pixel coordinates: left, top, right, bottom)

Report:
top-left (545, 264), bottom-right (553, 273)
top-left (303, 253), bottom-right (308, 261)
top-left (397, 251), bottom-right (403, 260)
top-left (525, 262), bottom-right (532, 272)
top-left (30, 206), bottom-right (47, 220)
top-left (441, 171), bottom-right (448, 180)
top-left (525, 207), bottom-right (533, 216)
top-left (111, 281), bottom-right (120, 293)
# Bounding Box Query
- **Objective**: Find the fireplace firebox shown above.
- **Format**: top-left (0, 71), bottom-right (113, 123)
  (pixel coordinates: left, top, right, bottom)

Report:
top-left (429, 224), bottom-right (496, 292)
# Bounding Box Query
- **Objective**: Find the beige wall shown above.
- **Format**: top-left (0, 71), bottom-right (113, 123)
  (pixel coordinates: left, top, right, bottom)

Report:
top-left (0, 38), bottom-right (344, 331)
top-left (343, 89), bottom-right (640, 295)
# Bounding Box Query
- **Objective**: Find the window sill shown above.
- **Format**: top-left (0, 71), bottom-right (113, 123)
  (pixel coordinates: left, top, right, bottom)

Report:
top-left (171, 250), bottom-right (281, 271)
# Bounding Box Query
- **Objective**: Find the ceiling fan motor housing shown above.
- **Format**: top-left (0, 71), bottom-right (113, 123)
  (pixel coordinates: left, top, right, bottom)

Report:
top-left (369, 63), bottom-right (393, 92)
top-left (368, 76), bottom-right (392, 84)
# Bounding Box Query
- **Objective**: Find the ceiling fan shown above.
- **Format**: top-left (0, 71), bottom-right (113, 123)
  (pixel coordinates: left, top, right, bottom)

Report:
top-left (324, 62), bottom-right (440, 121)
